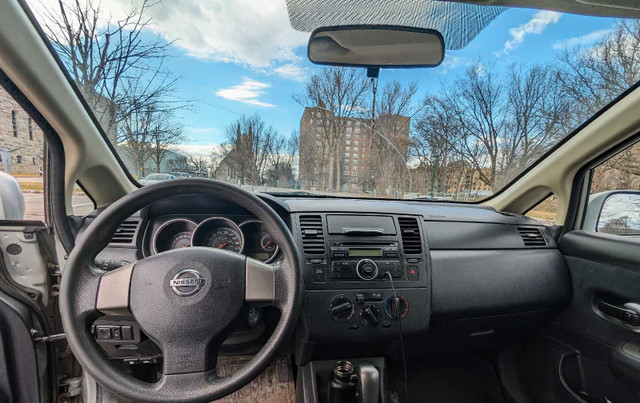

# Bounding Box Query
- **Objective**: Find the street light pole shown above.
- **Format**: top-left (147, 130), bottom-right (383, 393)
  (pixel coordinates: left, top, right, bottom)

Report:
top-left (429, 153), bottom-right (439, 199)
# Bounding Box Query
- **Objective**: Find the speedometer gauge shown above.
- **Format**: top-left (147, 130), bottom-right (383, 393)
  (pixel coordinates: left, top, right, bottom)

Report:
top-left (204, 227), bottom-right (243, 252)
top-left (191, 217), bottom-right (244, 254)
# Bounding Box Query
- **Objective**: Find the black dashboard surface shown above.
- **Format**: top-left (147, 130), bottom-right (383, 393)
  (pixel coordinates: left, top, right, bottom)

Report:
top-left (87, 194), bottom-right (570, 360)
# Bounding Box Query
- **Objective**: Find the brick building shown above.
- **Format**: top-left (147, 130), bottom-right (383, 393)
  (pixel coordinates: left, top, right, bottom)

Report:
top-left (299, 107), bottom-right (410, 194)
top-left (0, 86), bottom-right (44, 175)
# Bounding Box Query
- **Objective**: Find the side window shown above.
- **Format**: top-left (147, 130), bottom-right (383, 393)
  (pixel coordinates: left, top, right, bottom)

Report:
top-left (72, 182), bottom-right (95, 217)
top-left (1, 86), bottom-right (45, 221)
top-left (585, 140), bottom-right (640, 236)
top-left (526, 194), bottom-right (558, 226)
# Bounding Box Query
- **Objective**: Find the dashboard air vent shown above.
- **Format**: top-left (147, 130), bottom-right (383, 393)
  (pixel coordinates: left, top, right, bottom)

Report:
top-left (110, 218), bottom-right (141, 246)
top-left (398, 217), bottom-right (422, 254)
top-left (517, 227), bottom-right (546, 247)
top-left (299, 215), bottom-right (325, 255)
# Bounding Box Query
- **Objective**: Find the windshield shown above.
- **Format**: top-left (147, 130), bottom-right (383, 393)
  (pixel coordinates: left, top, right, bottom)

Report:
top-left (26, 0), bottom-right (640, 201)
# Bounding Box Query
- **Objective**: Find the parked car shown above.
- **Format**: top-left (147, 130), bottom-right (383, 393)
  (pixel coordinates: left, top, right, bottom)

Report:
top-left (138, 173), bottom-right (176, 185)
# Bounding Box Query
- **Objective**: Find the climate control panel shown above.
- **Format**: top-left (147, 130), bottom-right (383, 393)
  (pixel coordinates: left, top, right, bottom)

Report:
top-left (328, 291), bottom-right (410, 329)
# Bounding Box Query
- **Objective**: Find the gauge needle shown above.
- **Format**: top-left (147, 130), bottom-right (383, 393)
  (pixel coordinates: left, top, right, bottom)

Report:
top-left (264, 240), bottom-right (272, 247)
top-left (218, 243), bottom-right (228, 249)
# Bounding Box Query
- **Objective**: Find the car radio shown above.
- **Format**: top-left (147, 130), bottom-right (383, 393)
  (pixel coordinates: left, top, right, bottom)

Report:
top-left (329, 243), bottom-right (403, 281)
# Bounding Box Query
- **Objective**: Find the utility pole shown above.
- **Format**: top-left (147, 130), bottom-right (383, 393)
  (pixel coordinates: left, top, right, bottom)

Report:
top-left (430, 154), bottom-right (439, 199)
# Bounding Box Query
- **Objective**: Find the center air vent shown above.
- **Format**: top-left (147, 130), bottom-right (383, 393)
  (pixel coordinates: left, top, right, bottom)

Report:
top-left (299, 215), bottom-right (325, 255)
top-left (110, 218), bottom-right (141, 246)
top-left (517, 227), bottom-right (546, 247)
top-left (398, 217), bottom-right (422, 254)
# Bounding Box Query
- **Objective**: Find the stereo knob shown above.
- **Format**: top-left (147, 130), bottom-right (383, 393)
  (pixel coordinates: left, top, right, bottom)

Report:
top-left (360, 304), bottom-right (381, 327)
top-left (328, 294), bottom-right (355, 322)
top-left (356, 259), bottom-right (378, 280)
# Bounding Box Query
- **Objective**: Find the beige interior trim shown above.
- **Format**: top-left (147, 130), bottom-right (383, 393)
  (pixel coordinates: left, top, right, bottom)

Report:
top-left (0, 0), bottom-right (136, 213)
top-left (484, 86), bottom-right (640, 225)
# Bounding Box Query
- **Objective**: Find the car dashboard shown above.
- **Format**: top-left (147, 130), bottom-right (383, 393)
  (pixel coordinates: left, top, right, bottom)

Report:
top-left (81, 193), bottom-right (571, 369)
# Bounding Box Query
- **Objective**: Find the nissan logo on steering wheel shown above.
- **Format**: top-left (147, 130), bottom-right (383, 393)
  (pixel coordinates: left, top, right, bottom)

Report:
top-left (169, 269), bottom-right (206, 296)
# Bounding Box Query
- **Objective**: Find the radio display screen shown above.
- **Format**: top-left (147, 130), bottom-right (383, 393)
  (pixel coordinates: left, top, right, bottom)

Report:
top-left (348, 248), bottom-right (382, 257)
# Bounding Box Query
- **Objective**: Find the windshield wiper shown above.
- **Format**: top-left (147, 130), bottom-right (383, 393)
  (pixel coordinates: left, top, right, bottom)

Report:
top-left (263, 191), bottom-right (336, 198)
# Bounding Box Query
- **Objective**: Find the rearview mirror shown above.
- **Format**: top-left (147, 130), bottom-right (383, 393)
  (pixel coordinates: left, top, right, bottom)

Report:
top-left (307, 25), bottom-right (445, 69)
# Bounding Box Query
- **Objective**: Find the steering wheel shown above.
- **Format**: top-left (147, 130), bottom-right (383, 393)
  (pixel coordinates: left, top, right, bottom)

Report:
top-left (59, 179), bottom-right (303, 402)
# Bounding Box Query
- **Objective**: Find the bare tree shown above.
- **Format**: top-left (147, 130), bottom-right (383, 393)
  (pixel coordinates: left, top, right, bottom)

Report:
top-left (266, 131), bottom-right (298, 186)
top-left (294, 67), bottom-right (371, 191)
top-left (370, 80), bottom-right (418, 195)
top-left (148, 114), bottom-right (185, 173)
top-left (38, 0), bottom-right (188, 175)
top-left (221, 114), bottom-right (277, 186)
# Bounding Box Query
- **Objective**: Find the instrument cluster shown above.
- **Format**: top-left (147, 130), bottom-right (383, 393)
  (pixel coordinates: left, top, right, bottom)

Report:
top-left (151, 216), bottom-right (279, 263)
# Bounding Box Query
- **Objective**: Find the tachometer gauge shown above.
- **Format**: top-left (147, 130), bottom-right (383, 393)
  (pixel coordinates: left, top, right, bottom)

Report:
top-left (153, 219), bottom-right (197, 254)
top-left (239, 220), bottom-right (279, 263)
top-left (192, 217), bottom-right (244, 254)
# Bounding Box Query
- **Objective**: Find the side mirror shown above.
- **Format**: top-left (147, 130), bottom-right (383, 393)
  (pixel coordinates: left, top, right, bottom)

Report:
top-left (584, 191), bottom-right (640, 235)
top-left (307, 25), bottom-right (445, 69)
top-left (0, 171), bottom-right (25, 220)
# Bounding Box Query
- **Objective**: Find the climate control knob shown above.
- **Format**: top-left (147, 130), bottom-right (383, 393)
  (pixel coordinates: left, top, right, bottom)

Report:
top-left (328, 294), bottom-right (355, 322)
top-left (360, 304), bottom-right (381, 327)
top-left (356, 259), bottom-right (379, 280)
top-left (384, 293), bottom-right (409, 320)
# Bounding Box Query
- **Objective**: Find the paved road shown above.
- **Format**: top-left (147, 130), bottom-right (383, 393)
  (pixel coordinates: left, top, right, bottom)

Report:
top-left (23, 192), bottom-right (94, 221)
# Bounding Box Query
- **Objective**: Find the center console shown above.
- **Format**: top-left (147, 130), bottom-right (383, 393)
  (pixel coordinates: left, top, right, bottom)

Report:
top-left (294, 213), bottom-right (431, 346)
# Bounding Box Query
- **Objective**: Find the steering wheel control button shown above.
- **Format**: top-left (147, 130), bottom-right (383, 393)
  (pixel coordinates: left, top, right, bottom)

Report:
top-left (169, 269), bottom-right (206, 296)
top-left (121, 325), bottom-right (133, 340)
top-left (329, 294), bottom-right (355, 322)
top-left (356, 259), bottom-right (379, 280)
top-left (96, 326), bottom-right (112, 340)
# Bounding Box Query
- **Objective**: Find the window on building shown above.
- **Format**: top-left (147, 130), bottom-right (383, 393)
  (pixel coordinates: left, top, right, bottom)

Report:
top-left (346, 140), bottom-right (351, 145)
top-left (354, 153), bottom-right (359, 158)
top-left (356, 122), bottom-right (360, 127)
top-left (345, 152), bottom-right (350, 157)
top-left (347, 121), bottom-right (352, 126)
top-left (345, 146), bottom-right (350, 151)
top-left (11, 110), bottom-right (17, 137)
top-left (347, 127), bottom-right (352, 133)
top-left (352, 171), bottom-right (357, 176)
top-left (525, 194), bottom-right (558, 226)
top-left (28, 117), bottom-right (33, 140)
top-left (354, 141), bottom-right (359, 145)
top-left (353, 159), bottom-right (358, 164)
top-left (353, 147), bottom-right (358, 152)
top-left (344, 159), bottom-right (350, 164)
top-left (355, 128), bottom-right (360, 133)
top-left (16, 155), bottom-right (22, 164)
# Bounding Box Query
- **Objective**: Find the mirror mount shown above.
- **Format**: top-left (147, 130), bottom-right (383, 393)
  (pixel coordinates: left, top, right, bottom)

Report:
top-left (307, 25), bottom-right (445, 71)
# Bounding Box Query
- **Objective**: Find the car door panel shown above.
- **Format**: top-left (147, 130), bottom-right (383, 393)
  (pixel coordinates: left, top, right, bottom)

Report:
top-left (543, 230), bottom-right (640, 401)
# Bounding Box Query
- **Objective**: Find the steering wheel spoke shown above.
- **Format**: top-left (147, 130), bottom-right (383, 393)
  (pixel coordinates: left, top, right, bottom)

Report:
top-left (96, 262), bottom-right (134, 316)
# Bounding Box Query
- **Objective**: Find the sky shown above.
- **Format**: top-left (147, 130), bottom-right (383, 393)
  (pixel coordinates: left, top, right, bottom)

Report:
top-left (30, 0), bottom-right (623, 157)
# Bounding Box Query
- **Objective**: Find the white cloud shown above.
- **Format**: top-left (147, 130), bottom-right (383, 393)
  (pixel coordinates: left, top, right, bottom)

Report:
top-left (174, 144), bottom-right (224, 158)
top-left (551, 29), bottom-right (612, 50)
top-left (439, 56), bottom-right (468, 74)
top-left (28, 0), bottom-right (310, 80)
top-left (215, 78), bottom-right (275, 108)
top-left (145, 0), bottom-right (309, 68)
top-left (497, 11), bottom-right (561, 56)
top-left (273, 63), bottom-right (308, 81)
